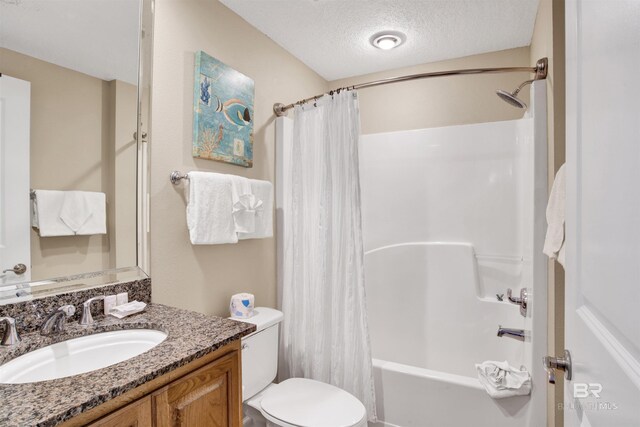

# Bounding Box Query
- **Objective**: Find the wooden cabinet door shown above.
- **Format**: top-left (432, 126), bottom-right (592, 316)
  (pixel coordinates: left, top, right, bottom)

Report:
top-left (87, 396), bottom-right (152, 427)
top-left (153, 351), bottom-right (241, 427)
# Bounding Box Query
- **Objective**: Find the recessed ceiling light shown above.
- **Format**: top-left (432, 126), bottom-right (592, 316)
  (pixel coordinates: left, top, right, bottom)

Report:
top-left (371, 32), bottom-right (405, 50)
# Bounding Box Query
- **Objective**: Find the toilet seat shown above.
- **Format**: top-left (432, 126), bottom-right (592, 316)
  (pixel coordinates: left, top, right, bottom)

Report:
top-left (259, 378), bottom-right (367, 427)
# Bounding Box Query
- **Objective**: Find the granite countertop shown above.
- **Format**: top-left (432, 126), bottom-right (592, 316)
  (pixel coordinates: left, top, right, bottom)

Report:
top-left (0, 303), bottom-right (256, 427)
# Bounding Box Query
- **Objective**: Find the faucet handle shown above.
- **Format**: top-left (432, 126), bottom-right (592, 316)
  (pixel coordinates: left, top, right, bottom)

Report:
top-left (80, 296), bottom-right (105, 325)
top-left (0, 317), bottom-right (21, 346)
top-left (506, 288), bottom-right (529, 317)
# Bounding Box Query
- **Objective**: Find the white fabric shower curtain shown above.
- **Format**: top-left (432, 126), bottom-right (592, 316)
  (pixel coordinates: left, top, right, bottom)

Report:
top-left (282, 91), bottom-right (377, 421)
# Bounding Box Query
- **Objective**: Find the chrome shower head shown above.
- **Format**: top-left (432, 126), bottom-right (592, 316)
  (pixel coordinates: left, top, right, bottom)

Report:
top-left (496, 89), bottom-right (527, 109)
top-left (496, 79), bottom-right (534, 109)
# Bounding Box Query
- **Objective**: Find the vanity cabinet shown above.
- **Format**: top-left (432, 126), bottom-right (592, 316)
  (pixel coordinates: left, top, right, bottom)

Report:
top-left (66, 341), bottom-right (242, 427)
top-left (153, 351), bottom-right (241, 426)
top-left (87, 397), bottom-right (152, 427)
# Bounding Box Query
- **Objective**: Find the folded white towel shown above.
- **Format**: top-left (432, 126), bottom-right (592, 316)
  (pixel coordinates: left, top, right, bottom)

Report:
top-left (228, 175), bottom-right (255, 234)
top-left (109, 301), bottom-right (147, 318)
top-left (235, 194), bottom-right (263, 233)
top-left (59, 191), bottom-right (106, 235)
top-left (476, 361), bottom-right (531, 399)
top-left (239, 179), bottom-right (273, 240)
top-left (32, 190), bottom-right (107, 236)
top-left (186, 172), bottom-right (238, 244)
top-left (32, 190), bottom-right (69, 236)
top-left (543, 164), bottom-right (566, 267)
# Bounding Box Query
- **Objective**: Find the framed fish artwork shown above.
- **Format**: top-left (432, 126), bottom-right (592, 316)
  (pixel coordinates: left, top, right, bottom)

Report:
top-left (193, 51), bottom-right (254, 167)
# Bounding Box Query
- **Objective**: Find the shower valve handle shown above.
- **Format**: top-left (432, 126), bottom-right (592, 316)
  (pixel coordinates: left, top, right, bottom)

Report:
top-left (506, 288), bottom-right (528, 317)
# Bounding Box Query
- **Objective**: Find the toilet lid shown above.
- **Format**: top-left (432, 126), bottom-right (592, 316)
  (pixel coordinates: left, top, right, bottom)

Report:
top-left (260, 378), bottom-right (366, 427)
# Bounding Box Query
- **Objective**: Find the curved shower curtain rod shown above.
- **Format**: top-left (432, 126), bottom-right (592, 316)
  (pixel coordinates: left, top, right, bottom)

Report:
top-left (273, 57), bottom-right (548, 117)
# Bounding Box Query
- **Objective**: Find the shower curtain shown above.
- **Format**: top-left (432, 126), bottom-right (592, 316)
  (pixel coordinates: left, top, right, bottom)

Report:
top-left (282, 90), bottom-right (377, 421)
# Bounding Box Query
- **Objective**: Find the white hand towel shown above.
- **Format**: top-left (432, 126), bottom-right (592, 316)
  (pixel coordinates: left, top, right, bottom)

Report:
top-left (32, 190), bottom-right (74, 236)
top-left (186, 171), bottom-right (238, 244)
top-left (238, 179), bottom-right (273, 240)
top-left (228, 175), bottom-right (255, 234)
top-left (543, 164), bottom-right (566, 267)
top-left (59, 191), bottom-right (106, 235)
top-left (59, 191), bottom-right (92, 232)
top-left (475, 361), bottom-right (531, 399)
top-left (234, 193), bottom-right (263, 234)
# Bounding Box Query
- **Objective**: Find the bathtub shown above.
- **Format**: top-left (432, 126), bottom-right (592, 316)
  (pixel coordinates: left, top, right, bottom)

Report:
top-left (365, 243), bottom-right (533, 427)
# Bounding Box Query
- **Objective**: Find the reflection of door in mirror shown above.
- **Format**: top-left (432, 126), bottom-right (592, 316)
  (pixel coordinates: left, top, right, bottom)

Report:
top-left (0, 75), bottom-right (31, 285)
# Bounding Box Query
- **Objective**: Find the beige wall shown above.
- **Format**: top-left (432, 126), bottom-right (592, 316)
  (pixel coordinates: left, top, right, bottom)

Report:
top-left (331, 47), bottom-right (532, 134)
top-left (530, 1), bottom-right (566, 426)
top-left (0, 48), bottom-right (137, 280)
top-left (149, 0), bottom-right (327, 316)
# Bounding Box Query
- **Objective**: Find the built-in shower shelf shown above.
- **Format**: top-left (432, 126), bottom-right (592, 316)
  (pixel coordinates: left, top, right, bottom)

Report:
top-left (475, 254), bottom-right (524, 263)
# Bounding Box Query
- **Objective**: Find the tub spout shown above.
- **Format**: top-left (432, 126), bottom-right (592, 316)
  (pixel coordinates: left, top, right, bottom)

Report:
top-left (497, 325), bottom-right (525, 341)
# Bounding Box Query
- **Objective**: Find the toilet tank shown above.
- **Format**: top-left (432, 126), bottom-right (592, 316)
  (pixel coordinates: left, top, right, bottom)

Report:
top-left (231, 307), bottom-right (283, 401)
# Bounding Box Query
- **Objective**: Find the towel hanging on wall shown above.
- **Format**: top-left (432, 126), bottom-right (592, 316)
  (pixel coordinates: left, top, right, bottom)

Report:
top-left (238, 179), bottom-right (273, 240)
top-left (31, 190), bottom-right (106, 237)
top-left (543, 164), bottom-right (566, 266)
top-left (60, 191), bottom-right (106, 235)
top-left (180, 171), bottom-right (273, 244)
top-left (185, 171), bottom-right (238, 244)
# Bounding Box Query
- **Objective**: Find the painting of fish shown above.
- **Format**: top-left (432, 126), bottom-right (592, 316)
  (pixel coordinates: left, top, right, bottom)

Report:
top-left (193, 51), bottom-right (254, 167)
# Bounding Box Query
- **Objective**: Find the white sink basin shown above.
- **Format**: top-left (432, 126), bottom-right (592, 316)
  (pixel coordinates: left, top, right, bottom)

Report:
top-left (0, 329), bottom-right (167, 384)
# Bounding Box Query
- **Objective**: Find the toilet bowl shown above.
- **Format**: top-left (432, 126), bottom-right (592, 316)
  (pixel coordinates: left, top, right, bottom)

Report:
top-left (232, 307), bottom-right (367, 427)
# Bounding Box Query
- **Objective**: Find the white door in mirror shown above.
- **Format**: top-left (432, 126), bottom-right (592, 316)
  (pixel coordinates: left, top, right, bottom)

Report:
top-left (0, 75), bottom-right (31, 286)
top-left (0, 329), bottom-right (167, 384)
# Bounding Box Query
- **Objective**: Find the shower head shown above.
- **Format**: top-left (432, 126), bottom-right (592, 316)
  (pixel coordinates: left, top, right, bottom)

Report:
top-left (496, 79), bottom-right (534, 109)
top-left (496, 89), bottom-right (527, 109)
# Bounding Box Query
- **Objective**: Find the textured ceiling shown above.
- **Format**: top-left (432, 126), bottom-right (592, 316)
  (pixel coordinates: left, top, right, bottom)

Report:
top-left (220, 0), bottom-right (540, 81)
top-left (0, 0), bottom-right (140, 84)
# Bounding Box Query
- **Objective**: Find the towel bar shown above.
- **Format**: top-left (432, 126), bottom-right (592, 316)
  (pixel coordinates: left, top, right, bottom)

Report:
top-left (170, 171), bottom-right (189, 185)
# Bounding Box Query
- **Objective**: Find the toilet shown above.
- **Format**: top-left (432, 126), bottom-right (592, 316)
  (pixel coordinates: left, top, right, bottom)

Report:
top-left (233, 307), bottom-right (367, 427)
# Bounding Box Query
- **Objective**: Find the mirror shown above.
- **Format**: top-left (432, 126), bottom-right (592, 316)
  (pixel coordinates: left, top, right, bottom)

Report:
top-left (0, 0), bottom-right (151, 303)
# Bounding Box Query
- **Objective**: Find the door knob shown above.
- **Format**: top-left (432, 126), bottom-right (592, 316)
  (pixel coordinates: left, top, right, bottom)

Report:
top-left (2, 264), bottom-right (27, 275)
top-left (506, 288), bottom-right (529, 317)
top-left (543, 349), bottom-right (572, 384)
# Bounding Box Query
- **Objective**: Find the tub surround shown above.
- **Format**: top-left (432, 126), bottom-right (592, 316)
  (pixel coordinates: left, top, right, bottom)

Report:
top-left (0, 303), bottom-right (255, 426)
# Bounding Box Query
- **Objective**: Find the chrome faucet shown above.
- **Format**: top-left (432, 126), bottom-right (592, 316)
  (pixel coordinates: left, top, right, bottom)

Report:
top-left (80, 296), bottom-right (105, 326)
top-left (497, 325), bottom-right (526, 341)
top-left (0, 316), bottom-right (21, 346)
top-left (40, 305), bottom-right (76, 336)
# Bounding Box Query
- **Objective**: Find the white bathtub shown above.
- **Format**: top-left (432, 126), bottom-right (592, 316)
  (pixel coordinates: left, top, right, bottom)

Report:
top-left (365, 243), bottom-right (533, 427)
top-left (369, 358), bottom-right (531, 427)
